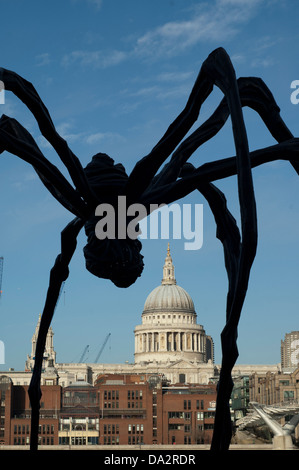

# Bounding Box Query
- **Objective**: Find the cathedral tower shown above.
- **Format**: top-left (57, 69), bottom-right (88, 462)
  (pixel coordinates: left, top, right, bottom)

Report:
top-left (25, 314), bottom-right (56, 371)
top-left (134, 245), bottom-right (213, 365)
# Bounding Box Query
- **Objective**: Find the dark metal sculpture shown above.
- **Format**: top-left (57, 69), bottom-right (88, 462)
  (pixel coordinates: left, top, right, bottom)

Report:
top-left (0, 48), bottom-right (298, 451)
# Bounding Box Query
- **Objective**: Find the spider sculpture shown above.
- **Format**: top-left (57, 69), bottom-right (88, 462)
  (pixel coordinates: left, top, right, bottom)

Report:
top-left (1, 48), bottom-right (298, 451)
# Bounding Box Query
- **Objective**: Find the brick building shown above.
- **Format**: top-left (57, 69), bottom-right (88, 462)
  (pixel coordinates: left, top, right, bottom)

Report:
top-left (0, 373), bottom-right (217, 446)
top-left (0, 375), bottom-right (60, 446)
top-left (95, 373), bottom-right (162, 445)
top-left (161, 384), bottom-right (216, 445)
top-left (249, 367), bottom-right (299, 405)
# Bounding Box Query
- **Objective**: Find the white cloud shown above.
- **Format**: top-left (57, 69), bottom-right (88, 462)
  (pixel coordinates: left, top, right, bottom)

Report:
top-left (87, 0), bottom-right (102, 8)
top-left (251, 57), bottom-right (276, 68)
top-left (157, 71), bottom-right (194, 83)
top-left (35, 53), bottom-right (51, 67)
top-left (38, 120), bottom-right (123, 147)
top-left (71, 0), bottom-right (103, 10)
top-left (85, 132), bottom-right (120, 145)
top-left (129, 86), bottom-right (161, 98)
top-left (61, 0), bottom-right (264, 70)
top-left (62, 50), bottom-right (126, 69)
top-left (24, 171), bottom-right (38, 182)
top-left (133, 0), bottom-right (263, 59)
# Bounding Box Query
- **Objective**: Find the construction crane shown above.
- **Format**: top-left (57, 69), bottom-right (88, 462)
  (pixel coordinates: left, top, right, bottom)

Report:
top-left (79, 344), bottom-right (89, 363)
top-left (0, 257), bottom-right (3, 298)
top-left (95, 333), bottom-right (111, 363)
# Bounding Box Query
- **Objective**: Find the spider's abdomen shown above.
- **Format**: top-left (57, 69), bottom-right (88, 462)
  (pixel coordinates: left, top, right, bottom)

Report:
top-left (83, 218), bottom-right (144, 288)
top-left (83, 153), bottom-right (144, 288)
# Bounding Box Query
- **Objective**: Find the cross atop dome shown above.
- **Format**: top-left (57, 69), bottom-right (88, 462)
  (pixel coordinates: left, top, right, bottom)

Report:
top-left (162, 243), bottom-right (176, 285)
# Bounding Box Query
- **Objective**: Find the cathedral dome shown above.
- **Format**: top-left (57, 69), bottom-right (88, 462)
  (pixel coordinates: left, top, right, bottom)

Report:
top-left (143, 244), bottom-right (195, 315)
top-left (143, 284), bottom-right (195, 314)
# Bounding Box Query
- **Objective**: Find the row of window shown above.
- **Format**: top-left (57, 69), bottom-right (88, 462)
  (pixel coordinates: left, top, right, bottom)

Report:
top-left (14, 424), bottom-right (55, 435)
top-left (184, 399), bottom-right (205, 410)
top-left (128, 435), bottom-right (143, 445)
top-left (102, 435), bottom-right (144, 445)
top-left (104, 390), bottom-right (119, 400)
top-left (59, 437), bottom-right (98, 445)
top-left (100, 390), bottom-right (145, 400)
top-left (14, 437), bottom-right (55, 445)
top-left (128, 390), bottom-right (143, 399)
top-left (143, 314), bottom-right (194, 322)
top-left (168, 423), bottom-right (214, 432)
top-left (103, 424), bottom-right (119, 434)
top-left (168, 411), bottom-right (215, 420)
top-left (168, 411), bottom-right (192, 419)
top-left (103, 436), bottom-right (119, 445)
top-left (103, 435), bottom-right (143, 445)
top-left (169, 424), bottom-right (192, 432)
top-left (103, 400), bottom-right (144, 409)
top-left (103, 423), bottom-right (144, 435)
top-left (128, 424), bottom-right (144, 434)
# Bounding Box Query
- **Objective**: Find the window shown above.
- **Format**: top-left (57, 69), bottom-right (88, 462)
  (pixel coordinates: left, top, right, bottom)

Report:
top-left (204, 411), bottom-right (215, 418)
top-left (179, 374), bottom-right (185, 384)
top-left (183, 400), bottom-right (191, 410)
top-left (204, 423), bottom-right (214, 430)
top-left (103, 389), bottom-right (118, 409)
top-left (168, 411), bottom-right (191, 419)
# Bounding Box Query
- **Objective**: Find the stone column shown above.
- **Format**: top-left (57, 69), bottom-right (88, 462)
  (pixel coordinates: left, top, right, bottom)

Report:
top-left (171, 332), bottom-right (174, 351)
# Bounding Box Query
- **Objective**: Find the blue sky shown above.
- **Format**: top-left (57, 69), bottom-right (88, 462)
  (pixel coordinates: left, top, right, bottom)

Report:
top-left (0, 0), bottom-right (299, 371)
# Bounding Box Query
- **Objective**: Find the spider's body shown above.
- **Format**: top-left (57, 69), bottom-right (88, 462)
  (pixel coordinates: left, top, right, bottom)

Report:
top-left (1, 47), bottom-right (298, 451)
top-left (82, 153), bottom-right (144, 287)
top-left (83, 220), bottom-right (144, 288)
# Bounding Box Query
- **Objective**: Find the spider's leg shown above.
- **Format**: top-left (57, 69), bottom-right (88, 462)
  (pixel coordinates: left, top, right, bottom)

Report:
top-left (224, 76), bottom-right (299, 175)
top-left (179, 164), bottom-right (241, 449)
top-left (143, 47), bottom-right (257, 451)
top-left (141, 138), bottom-right (299, 209)
top-left (28, 217), bottom-right (84, 451)
top-left (151, 75), bottom-right (299, 188)
top-left (198, 181), bottom-right (241, 450)
top-left (127, 47), bottom-right (291, 198)
top-left (0, 115), bottom-right (89, 219)
top-left (0, 68), bottom-right (97, 206)
top-left (132, 51), bottom-right (299, 200)
top-left (125, 54), bottom-right (214, 199)
top-left (188, 47), bottom-right (257, 452)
